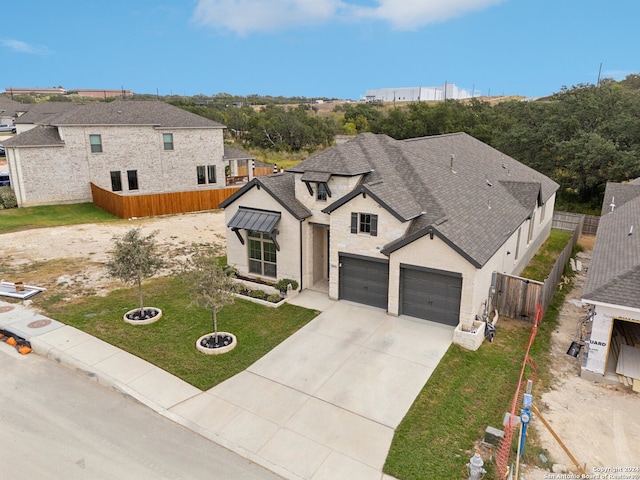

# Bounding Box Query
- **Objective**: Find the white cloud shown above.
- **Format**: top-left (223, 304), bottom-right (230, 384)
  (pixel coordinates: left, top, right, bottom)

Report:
top-left (192, 0), bottom-right (342, 35)
top-left (347, 0), bottom-right (505, 30)
top-left (192, 0), bottom-right (504, 34)
top-left (2, 38), bottom-right (50, 54)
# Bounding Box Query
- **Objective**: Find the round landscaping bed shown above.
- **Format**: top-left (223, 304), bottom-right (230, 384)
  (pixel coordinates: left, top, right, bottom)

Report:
top-left (123, 307), bottom-right (162, 325)
top-left (196, 332), bottom-right (237, 355)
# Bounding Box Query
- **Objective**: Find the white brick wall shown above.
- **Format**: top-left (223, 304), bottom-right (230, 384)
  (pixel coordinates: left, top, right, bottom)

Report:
top-left (224, 186), bottom-right (302, 284)
top-left (11, 124), bottom-right (224, 207)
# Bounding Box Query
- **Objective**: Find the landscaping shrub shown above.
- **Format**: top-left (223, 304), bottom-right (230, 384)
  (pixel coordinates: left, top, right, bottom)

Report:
top-left (0, 187), bottom-right (17, 209)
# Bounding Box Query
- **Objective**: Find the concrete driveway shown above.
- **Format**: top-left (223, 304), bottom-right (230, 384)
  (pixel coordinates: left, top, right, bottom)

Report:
top-left (170, 291), bottom-right (454, 480)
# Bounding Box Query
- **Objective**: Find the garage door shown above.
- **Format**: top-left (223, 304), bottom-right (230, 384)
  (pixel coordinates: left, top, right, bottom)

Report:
top-left (339, 254), bottom-right (388, 309)
top-left (400, 265), bottom-right (462, 326)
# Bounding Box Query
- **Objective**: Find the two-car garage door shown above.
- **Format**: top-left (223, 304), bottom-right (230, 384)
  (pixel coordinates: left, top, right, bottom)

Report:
top-left (338, 254), bottom-right (462, 326)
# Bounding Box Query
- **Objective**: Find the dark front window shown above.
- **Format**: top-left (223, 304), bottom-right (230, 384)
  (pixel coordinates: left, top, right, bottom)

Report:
top-left (317, 183), bottom-right (328, 201)
top-left (163, 133), bottom-right (174, 151)
top-left (360, 213), bottom-right (372, 233)
top-left (89, 134), bottom-right (102, 153)
top-left (127, 170), bottom-right (139, 190)
top-left (207, 165), bottom-right (216, 184)
top-left (197, 165), bottom-right (216, 184)
top-left (248, 231), bottom-right (277, 277)
top-left (110, 171), bottom-right (122, 192)
top-left (197, 166), bottom-right (206, 185)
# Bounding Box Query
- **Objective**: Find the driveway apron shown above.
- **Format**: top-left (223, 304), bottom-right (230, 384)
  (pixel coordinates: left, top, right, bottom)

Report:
top-left (171, 291), bottom-right (454, 480)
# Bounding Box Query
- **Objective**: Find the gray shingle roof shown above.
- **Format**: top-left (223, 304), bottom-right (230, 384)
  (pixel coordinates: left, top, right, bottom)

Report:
top-left (583, 182), bottom-right (640, 309)
top-left (50, 100), bottom-right (225, 128)
top-left (296, 132), bottom-right (559, 267)
top-left (0, 97), bottom-right (24, 117)
top-left (220, 173), bottom-right (312, 220)
top-left (224, 146), bottom-right (254, 160)
top-left (15, 101), bottom-right (81, 125)
top-left (2, 125), bottom-right (64, 147)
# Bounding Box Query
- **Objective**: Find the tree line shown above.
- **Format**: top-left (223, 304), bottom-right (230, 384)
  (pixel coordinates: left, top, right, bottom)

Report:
top-left (166, 75), bottom-right (640, 211)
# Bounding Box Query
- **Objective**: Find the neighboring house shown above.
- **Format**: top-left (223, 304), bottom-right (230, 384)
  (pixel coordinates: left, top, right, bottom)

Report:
top-left (0, 97), bottom-right (23, 125)
top-left (581, 179), bottom-right (640, 386)
top-left (220, 132), bottom-right (558, 329)
top-left (2, 100), bottom-right (247, 208)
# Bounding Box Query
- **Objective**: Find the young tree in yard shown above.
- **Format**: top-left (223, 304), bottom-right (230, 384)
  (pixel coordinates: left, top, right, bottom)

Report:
top-left (106, 228), bottom-right (165, 319)
top-left (185, 247), bottom-right (237, 347)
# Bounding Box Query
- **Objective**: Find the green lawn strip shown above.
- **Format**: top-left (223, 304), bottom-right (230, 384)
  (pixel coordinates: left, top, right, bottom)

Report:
top-left (384, 230), bottom-right (576, 479)
top-left (42, 276), bottom-right (319, 390)
top-left (520, 229), bottom-right (573, 282)
top-left (0, 203), bottom-right (118, 234)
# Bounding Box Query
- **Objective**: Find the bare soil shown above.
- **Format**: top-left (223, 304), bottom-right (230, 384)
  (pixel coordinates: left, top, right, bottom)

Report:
top-left (0, 212), bottom-right (227, 299)
top-left (523, 235), bottom-right (640, 478)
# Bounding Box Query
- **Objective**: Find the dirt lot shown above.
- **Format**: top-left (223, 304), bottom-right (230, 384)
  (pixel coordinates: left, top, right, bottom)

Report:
top-left (0, 212), bottom-right (227, 298)
top-left (1, 219), bottom-right (638, 475)
top-left (524, 236), bottom-right (640, 478)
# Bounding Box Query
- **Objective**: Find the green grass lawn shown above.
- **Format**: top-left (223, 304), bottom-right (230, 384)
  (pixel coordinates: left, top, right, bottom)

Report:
top-left (384, 229), bottom-right (576, 479)
top-left (40, 276), bottom-right (319, 390)
top-left (0, 203), bottom-right (119, 234)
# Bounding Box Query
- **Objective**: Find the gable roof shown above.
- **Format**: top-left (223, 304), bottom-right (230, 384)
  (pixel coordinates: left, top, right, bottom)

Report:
top-left (0, 97), bottom-right (24, 117)
top-left (46, 100), bottom-right (225, 129)
top-left (303, 132), bottom-right (558, 267)
top-left (582, 181), bottom-right (640, 309)
top-left (220, 172), bottom-right (312, 220)
top-left (2, 125), bottom-right (64, 148)
top-left (15, 101), bottom-right (81, 125)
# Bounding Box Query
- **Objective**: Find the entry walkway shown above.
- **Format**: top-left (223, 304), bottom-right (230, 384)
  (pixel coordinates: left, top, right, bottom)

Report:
top-left (0, 292), bottom-right (454, 480)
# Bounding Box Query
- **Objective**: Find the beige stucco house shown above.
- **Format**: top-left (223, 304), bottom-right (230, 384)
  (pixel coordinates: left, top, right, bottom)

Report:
top-left (220, 132), bottom-right (559, 330)
top-left (2, 100), bottom-right (243, 207)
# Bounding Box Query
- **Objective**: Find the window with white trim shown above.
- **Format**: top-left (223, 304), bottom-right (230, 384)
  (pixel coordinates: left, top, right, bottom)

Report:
top-left (163, 133), bottom-right (174, 151)
top-left (248, 231), bottom-right (277, 277)
top-left (89, 134), bottom-right (102, 153)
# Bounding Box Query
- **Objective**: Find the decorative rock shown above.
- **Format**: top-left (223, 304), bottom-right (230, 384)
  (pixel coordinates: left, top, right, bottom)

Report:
top-left (483, 426), bottom-right (504, 446)
top-left (552, 463), bottom-right (568, 474)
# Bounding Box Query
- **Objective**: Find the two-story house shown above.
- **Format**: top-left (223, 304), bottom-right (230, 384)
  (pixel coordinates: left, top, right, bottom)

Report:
top-left (220, 132), bottom-right (559, 330)
top-left (3, 100), bottom-right (232, 208)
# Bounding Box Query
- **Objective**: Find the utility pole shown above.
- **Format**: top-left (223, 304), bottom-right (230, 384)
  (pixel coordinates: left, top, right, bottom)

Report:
top-left (597, 62), bottom-right (603, 86)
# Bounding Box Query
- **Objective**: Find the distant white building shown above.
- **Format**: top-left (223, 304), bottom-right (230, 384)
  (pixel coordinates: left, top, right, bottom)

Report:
top-left (364, 84), bottom-right (472, 102)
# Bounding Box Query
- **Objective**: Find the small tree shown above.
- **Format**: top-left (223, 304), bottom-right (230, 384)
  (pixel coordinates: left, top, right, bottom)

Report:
top-left (106, 228), bottom-right (164, 318)
top-left (185, 246), bottom-right (236, 347)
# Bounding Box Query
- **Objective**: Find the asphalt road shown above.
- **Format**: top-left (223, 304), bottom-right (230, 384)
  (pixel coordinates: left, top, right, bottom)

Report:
top-left (0, 343), bottom-right (282, 480)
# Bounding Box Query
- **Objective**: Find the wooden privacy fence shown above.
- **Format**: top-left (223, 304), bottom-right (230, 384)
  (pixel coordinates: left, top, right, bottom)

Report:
top-left (91, 183), bottom-right (240, 219)
top-left (553, 211), bottom-right (599, 235)
top-left (493, 215), bottom-right (585, 321)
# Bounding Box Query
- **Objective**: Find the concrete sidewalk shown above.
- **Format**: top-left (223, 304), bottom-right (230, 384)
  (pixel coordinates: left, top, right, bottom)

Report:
top-left (0, 291), bottom-right (453, 480)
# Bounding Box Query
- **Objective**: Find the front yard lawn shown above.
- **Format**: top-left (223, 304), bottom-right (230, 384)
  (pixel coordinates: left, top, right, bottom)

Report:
top-left (41, 276), bottom-right (319, 390)
top-left (0, 202), bottom-right (119, 234)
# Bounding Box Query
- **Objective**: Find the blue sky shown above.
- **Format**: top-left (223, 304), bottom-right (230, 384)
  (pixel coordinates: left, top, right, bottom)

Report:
top-left (3, 0), bottom-right (638, 100)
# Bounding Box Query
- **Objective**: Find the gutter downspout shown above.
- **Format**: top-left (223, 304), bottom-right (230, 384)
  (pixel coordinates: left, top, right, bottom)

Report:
top-left (299, 219), bottom-right (304, 290)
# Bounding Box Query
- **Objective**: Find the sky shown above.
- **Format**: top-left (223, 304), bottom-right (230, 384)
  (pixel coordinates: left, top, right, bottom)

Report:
top-left (3, 0), bottom-right (639, 100)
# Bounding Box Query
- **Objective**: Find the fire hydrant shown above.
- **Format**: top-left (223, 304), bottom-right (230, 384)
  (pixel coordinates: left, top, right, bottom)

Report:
top-left (467, 451), bottom-right (486, 480)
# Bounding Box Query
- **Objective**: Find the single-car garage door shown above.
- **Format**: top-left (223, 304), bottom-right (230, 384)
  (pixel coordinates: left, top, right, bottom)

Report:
top-left (339, 254), bottom-right (389, 309)
top-left (400, 265), bottom-right (462, 326)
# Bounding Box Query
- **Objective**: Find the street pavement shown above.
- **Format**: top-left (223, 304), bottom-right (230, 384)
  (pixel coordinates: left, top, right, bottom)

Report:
top-left (0, 338), bottom-right (282, 479)
top-left (0, 290), bottom-right (454, 480)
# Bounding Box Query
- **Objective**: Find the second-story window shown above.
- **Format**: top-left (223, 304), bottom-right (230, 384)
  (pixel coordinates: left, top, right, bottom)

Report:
top-left (163, 133), bottom-right (174, 151)
top-left (317, 183), bottom-right (328, 201)
top-left (89, 134), bottom-right (102, 153)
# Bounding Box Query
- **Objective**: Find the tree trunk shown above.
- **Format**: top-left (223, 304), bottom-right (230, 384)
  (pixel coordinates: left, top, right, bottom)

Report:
top-left (138, 277), bottom-right (144, 318)
top-left (212, 309), bottom-right (218, 347)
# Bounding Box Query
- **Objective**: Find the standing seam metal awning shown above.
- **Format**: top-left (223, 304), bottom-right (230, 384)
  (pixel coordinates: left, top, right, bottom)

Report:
top-left (228, 207), bottom-right (281, 233)
top-left (227, 207), bottom-right (282, 250)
